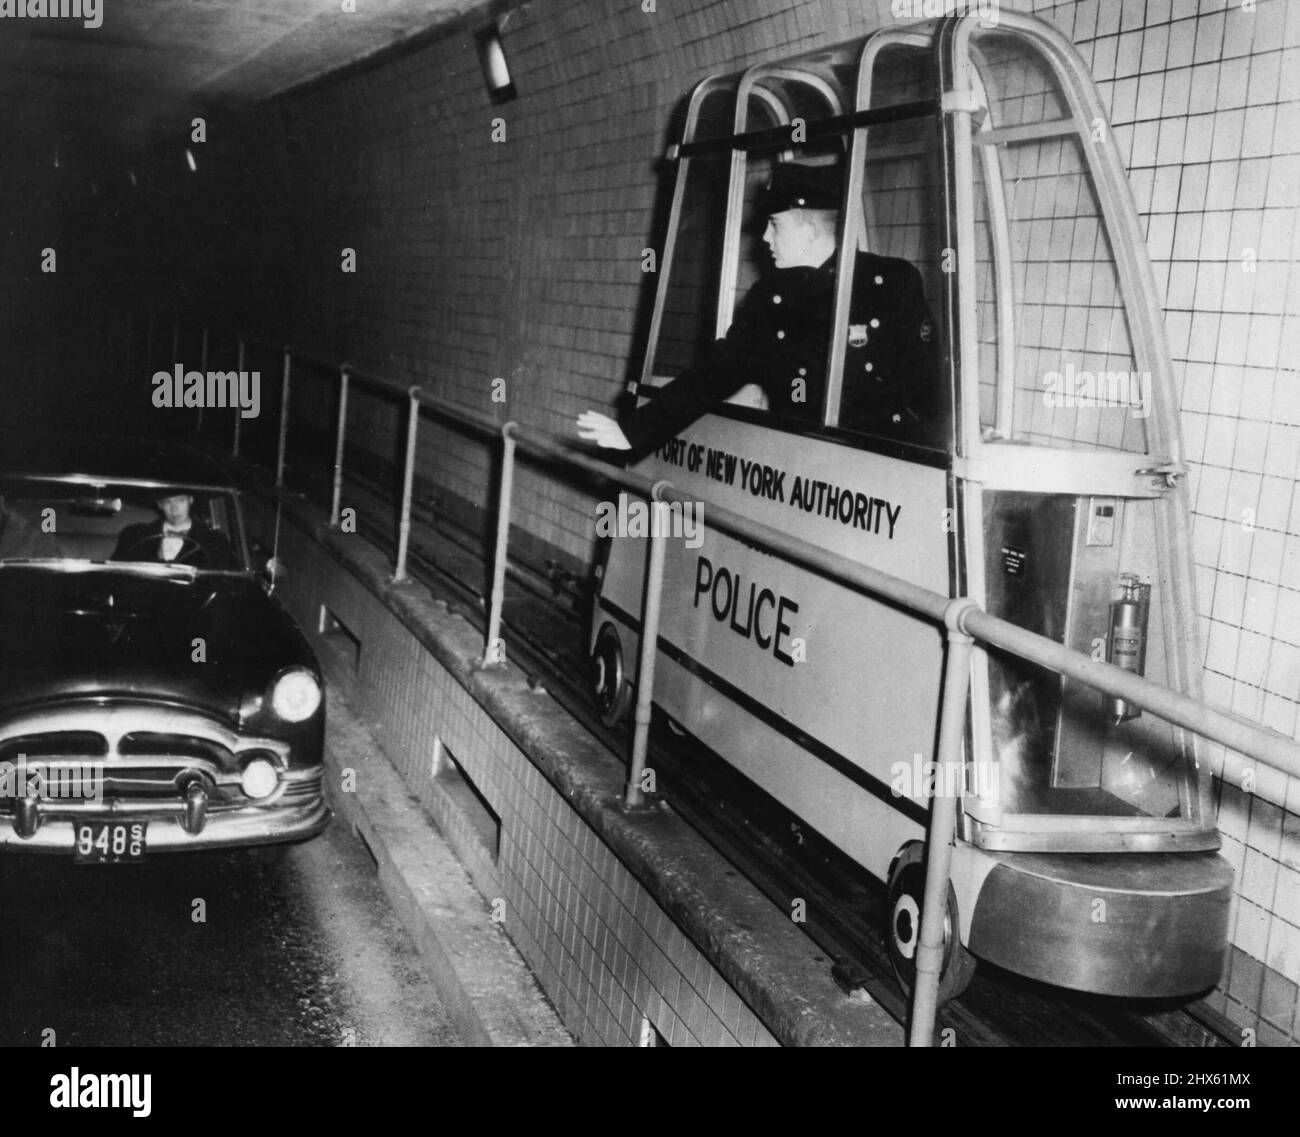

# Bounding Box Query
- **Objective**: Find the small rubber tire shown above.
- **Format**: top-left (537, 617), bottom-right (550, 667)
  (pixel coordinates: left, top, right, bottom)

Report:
top-left (885, 842), bottom-right (977, 1005)
top-left (591, 622), bottom-right (633, 728)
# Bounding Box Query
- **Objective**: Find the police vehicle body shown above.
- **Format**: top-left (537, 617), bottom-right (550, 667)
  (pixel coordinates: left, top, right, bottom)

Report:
top-left (589, 11), bottom-right (1232, 1002)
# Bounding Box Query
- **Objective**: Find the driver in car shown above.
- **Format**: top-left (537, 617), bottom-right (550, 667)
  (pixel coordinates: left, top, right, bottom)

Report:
top-left (112, 489), bottom-right (234, 568)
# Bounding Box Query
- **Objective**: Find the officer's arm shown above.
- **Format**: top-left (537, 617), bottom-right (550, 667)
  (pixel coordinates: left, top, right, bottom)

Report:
top-left (618, 290), bottom-right (767, 456)
top-left (839, 258), bottom-right (940, 438)
top-left (866, 260), bottom-right (939, 432)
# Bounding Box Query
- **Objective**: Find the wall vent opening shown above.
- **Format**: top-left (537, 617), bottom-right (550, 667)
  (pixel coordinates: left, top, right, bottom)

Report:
top-left (319, 605), bottom-right (361, 673)
top-left (434, 740), bottom-right (501, 863)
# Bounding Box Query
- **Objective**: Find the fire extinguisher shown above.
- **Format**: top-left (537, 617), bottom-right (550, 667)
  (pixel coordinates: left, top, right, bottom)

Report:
top-left (1106, 572), bottom-right (1150, 723)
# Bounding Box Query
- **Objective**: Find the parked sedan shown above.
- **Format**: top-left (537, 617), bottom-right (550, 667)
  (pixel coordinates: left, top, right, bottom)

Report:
top-left (0, 435), bottom-right (329, 861)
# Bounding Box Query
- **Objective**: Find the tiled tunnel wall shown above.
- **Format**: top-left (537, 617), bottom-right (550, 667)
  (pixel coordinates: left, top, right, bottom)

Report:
top-left (194, 0), bottom-right (1298, 1041)
top-left (274, 516), bottom-right (778, 1046)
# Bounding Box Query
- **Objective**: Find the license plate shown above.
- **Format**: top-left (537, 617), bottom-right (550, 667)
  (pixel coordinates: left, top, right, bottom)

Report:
top-left (73, 821), bottom-right (147, 864)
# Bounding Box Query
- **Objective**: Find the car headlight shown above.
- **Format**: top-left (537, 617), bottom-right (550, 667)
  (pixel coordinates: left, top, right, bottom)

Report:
top-left (269, 667), bottom-right (322, 723)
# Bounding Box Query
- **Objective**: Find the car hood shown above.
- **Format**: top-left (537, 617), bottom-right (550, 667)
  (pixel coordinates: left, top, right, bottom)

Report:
top-left (0, 566), bottom-right (312, 723)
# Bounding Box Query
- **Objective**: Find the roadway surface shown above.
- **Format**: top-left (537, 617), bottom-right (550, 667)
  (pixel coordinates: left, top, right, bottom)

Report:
top-left (0, 807), bottom-right (462, 1047)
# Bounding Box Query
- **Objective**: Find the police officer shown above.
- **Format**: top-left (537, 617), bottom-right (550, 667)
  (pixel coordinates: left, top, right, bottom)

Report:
top-left (576, 162), bottom-right (940, 455)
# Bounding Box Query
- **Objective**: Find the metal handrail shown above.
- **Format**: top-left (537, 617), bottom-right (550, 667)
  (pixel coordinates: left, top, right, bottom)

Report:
top-left (221, 329), bottom-right (1300, 1047)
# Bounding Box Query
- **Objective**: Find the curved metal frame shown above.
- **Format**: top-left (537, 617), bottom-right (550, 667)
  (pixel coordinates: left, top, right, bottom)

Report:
top-left (640, 74), bottom-right (735, 388)
top-left (940, 11), bottom-right (1213, 842)
top-left (831, 27), bottom-right (937, 426)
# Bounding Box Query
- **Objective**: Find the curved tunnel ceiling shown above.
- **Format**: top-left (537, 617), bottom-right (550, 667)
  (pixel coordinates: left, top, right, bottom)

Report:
top-left (0, 0), bottom-right (480, 162)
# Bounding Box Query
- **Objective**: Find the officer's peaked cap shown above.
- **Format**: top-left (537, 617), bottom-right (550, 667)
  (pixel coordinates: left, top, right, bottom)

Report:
top-left (760, 162), bottom-right (842, 215)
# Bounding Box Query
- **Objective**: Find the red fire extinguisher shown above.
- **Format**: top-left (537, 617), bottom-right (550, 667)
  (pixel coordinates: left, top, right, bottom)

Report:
top-left (1106, 572), bottom-right (1150, 723)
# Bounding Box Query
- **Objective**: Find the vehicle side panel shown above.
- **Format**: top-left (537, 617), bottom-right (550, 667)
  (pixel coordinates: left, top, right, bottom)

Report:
top-left (597, 414), bottom-right (951, 878)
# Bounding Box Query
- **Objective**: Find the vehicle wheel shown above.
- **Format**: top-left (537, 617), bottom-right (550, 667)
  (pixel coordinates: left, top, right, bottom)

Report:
top-left (885, 842), bottom-right (976, 1005)
top-left (591, 623), bottom-right (633, 728)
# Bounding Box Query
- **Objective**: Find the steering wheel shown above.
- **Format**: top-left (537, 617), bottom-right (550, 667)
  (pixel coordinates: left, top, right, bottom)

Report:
top-left (119, 533), bottom-right (208, 566)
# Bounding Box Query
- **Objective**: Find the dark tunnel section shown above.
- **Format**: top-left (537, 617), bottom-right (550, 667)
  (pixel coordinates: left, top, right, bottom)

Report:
top-left (0, 116), bottom-right (292, 442)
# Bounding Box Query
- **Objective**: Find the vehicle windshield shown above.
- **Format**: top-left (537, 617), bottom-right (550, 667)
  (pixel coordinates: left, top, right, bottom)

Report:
top-left (0, 477), bottom-right (247, 573)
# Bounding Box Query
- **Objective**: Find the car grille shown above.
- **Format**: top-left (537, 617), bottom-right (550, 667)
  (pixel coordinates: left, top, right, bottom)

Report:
top-left (119, 732), bottom-right (237, 766)
top-left (0, 729), bottom-right (285, 811)
top-left (0, 732), bottom-right (108, 763)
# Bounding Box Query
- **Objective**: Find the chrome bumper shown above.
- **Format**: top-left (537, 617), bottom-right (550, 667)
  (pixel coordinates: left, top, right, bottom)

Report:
top-left (0, 793), bottom-right (330, 854)
top-left (0, 701), bottom-right (329, 853)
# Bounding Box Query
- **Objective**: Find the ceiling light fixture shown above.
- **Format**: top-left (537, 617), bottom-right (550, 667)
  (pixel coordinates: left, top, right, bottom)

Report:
top-left (475, 23), bottom-right (516, 103)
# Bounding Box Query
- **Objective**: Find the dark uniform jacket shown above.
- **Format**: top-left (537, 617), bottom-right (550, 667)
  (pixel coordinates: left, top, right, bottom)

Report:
top-left (623, 250), bottom-right (941, 456)
top-left (111, 520), bottom-right (235, 569)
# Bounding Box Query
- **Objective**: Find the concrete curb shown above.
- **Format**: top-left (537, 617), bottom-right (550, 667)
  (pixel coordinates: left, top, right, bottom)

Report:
top-left (320, 676), bottom-right (573, 1048)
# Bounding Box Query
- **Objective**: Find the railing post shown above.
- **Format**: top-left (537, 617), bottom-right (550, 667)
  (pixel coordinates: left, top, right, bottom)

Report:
top-left (276, 345), bottom-right (292, 488)
top-left (331, 365), bottom-right (351, 527)
top-left (625, 488), bottom-right (672, 809)
top-left (909, 596), bottom-right (978, 1047)
top-left (482, 423), bottom-right (518, 667)
top-left (232, 337), bottom-right (245, 457)
top-left (393, 386), bottom-right (421, 582)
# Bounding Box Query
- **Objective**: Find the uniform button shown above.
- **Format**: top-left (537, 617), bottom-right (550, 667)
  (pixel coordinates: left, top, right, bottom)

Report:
top-left (865, 362), bottom-right (873, 371)
top-left (874, 275), bottom-right (883, 285)
top-left (798, 367), bottom-right (807, 376)
top-left (776, 330), bottom-right (785, 339)
top-left (870, 318), bottom-right (880, 328)
top-left (772, 295), bottom-right (782, 304)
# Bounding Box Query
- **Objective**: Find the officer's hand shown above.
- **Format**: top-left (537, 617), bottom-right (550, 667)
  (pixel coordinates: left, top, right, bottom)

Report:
top-left (576, 411), bottom-right (631, 450)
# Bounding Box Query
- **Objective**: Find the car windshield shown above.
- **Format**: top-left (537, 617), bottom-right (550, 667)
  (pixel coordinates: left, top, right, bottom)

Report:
top-left (0, 477), bottom-right (247, 573)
